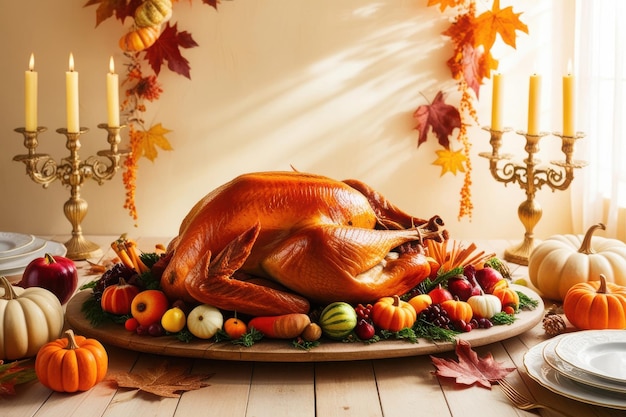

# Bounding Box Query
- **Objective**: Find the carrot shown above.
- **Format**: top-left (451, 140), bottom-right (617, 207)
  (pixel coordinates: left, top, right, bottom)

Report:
top-left (248, 314), bottom-right (311, 339)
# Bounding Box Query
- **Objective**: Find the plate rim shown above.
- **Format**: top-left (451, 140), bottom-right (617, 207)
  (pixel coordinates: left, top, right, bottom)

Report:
top-left (542, 334), bottom-right (626, 394)
top-left (0, 240), bottom-right (67, 277)
top-left (554, 330), bottom-right (626, 384)
top-left (0, 232), bottom-right (35, 256)
top-left (525, 338), bottom-right (626, 410)
top-left (0, 239), bottom-right (47, 264)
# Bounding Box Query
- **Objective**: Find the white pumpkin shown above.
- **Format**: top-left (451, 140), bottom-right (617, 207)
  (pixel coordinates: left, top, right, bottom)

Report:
top-left (528, 223), bottom-right (626, 301)
top-left (0, 276), bottom-right (65, 360)
top-left (186, 304), bottom-right (223, 339)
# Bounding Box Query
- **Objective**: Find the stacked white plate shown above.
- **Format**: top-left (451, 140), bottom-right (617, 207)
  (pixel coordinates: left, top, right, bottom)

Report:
top-left (524, 329), bottom-right (626, 409)
top-left (0, 232), bottom-right (67, 280)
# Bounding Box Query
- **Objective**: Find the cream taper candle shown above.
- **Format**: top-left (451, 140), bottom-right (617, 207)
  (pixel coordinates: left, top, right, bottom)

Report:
top-left (106, 56), bottom-right (120, 127)
top-left (527, 74), bottom-right (541, 135)
top-left (66, 53), bottom-right (80, 133)
top-left (491, 73), bottom-right (503, 131)
top-left (563, 62), bottom-right (575, 137)
top-left (25, 53), bottom-right (37, 132)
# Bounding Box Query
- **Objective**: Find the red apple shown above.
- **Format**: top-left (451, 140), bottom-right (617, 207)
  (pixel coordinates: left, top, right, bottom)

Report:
top-left (355, 319), bottom-right (376, 340)
top-left (447, 275), bottom-right (476, 301)
top-left (21, 253), bottom-right (78, 304)
top-left (428, 284), bottom-right (453, 305)
top-left (475, 266), bottom-right (505, 294)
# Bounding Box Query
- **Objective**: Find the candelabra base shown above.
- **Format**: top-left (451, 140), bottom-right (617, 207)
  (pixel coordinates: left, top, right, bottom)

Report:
top-left (503, 237), bottom-right (541, 266)
top-left (63, 235), bottom-right (102, 261)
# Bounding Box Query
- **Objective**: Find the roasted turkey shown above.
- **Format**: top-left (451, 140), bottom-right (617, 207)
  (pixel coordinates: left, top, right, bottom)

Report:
top-left (159, 171), bottom-right (447, 316)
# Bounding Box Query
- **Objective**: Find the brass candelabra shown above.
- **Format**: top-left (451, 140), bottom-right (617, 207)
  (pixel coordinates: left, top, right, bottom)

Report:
top-left (479, 127), bottom-right (587, 265)
top-left (13, 124), bottom-right (129, 260)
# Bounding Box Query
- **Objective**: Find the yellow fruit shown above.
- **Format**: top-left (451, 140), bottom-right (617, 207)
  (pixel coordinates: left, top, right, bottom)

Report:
top-left (160, 307), bottom-right (186, 333)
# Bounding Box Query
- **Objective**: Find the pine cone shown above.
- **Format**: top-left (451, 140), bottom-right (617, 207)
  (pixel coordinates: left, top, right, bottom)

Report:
top-left (542, 312), bottom-right (566, 337)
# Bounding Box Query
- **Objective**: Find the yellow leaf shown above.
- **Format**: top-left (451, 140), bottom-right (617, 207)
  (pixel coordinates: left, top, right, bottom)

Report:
top-left (135, 123), bottom-right (173, 162)
top-left (432, 148), bottom-right (467, 176)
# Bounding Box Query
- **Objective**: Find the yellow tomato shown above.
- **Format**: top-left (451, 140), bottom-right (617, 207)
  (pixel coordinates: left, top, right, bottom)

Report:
top-left (160, 307), bottom-right (186, 333)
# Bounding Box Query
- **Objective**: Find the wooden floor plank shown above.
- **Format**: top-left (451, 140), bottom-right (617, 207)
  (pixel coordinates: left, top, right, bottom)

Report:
top-left (373, 356), bottom-right (452, 417)
top-left (246, 362), bottom-right (315, 417)
top-left (175, 359), bottom-right (253, 417)
top-left (315, 361), bottom-right (382, 417)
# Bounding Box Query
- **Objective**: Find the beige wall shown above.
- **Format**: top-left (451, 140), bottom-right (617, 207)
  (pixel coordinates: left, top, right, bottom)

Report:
top-left (0, 0), bottom-right (576, 242)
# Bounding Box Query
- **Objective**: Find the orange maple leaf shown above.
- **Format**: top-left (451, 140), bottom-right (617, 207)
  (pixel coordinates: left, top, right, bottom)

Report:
top-left (473, 0), bottom-right (529, 50)
top-left (432, 147), bottom-right (467, 176)
top-left (442, 11), bottom-right (476, 48)
top-left (134, 123), bottom-right (174, 162)
top-left (427, 0), bottom-right (464, 12)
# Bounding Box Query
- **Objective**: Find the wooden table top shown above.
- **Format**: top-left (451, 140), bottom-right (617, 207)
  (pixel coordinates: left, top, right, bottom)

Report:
top-left (5, 236), bottom-right (626, 417)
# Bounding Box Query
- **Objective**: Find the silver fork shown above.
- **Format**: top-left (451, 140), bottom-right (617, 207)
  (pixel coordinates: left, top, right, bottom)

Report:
top-left (498, 379), bottom-right (575, 417)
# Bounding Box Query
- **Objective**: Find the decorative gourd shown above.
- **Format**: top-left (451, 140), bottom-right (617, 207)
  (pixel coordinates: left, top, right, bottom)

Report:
top-left (528, 223), bottom-right (626, 301)
top-left (371, 295), bottom-right (417, 332)
top-left (135, 0), bottom-right (172, 28)
top-left (563, 274), bottom-right (626, 330)
top-left (0, 276), bottom-right (64, 360)
top-left (119, 25), bottom-right (161, 52)
top-left (319, 302), bottom-right (357, 340)
top-left (100, 278), bottom-right (140, 315)
top-left (35, 329), bottom-right (108, 392)
top-left (492, 286), bottom-right (520, 314)
top-left (186, 304), bottom-right (223, 339)
top-left (440, 298), bottom-right (473, 323)
top-left (467, 293), bottom-right (502, 319)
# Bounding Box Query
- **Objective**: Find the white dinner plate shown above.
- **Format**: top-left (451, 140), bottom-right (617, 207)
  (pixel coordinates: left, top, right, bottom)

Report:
top-left (0, 232), bottom-right (35, 256)
top-left (0, 240), bottom-right (67, 278)
top-left (555, 330), bottom-right (626, 384)
top-left (543, 334), bottom-right (626, 394)
top-left (525, 338), bottom-right (626, 410)
top-left (0, 239), bottom-right (46, 264)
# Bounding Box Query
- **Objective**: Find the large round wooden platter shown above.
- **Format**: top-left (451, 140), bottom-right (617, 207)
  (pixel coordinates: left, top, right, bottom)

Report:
top-left (66, 285), bottom-right (544, 362)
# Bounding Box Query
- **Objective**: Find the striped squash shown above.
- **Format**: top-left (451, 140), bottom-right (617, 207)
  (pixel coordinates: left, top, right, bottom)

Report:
top-left (319, 302), bottom-right (357, 340)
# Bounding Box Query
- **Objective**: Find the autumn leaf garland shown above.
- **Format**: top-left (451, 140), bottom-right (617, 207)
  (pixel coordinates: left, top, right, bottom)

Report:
top-left (416, 0), bottom-right (528, 220)
top-left (85, 0), bottom-right (212, 222)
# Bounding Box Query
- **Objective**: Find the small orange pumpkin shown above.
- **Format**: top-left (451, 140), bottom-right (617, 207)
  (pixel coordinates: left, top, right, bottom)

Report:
top-left (100, 278), bottom-right (140, 315)
top-left (223, 317), bottom-right (247, 339)
top-left (563, 274), bottom-right (626, 330)
top-left (35, 329), bottom-right (108, 392)
top-left (119, 25), bottom-right (161, 52)
top-left (440, 298), bottom-right (473, 323)
top-left (492, 286), bottom-right (520, 315)
top-left (371, 295), bottom-right (417, 332)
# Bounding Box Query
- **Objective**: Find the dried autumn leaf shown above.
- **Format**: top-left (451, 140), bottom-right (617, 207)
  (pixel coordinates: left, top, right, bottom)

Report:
top-left (145, 22), bottom-right (199, 79)
top-left (430, 339), bottom-right (516, 389)
top-left (107, 361), bottom-right (213, 398)
top-left (474, 0), bottom-right (529, 50)
top-left (135, 123), bottom-right (174, 162)
top-left (413, 91), bottom-right (461, 149)
top-left (83, 0), bottom-right (142, 27)
top-left (427, 0), bottom-right (464, 13)
top-left (448, 43), bottom-right (498, 98)
top-left (0, 359), bottom-right (37, 396)
top-left (432, 147), bottom-right (467, 176)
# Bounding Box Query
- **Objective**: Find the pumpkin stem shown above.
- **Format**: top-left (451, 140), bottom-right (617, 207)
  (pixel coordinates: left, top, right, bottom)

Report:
top-left (64, 329), bottom-right (79, 350)
top-left (392, 295), bottom-right (401, 307)
top-left (578, 223), bottom-right (606, 255)
top-left (0, 276), bottom-right (18, 300)
top-left (597, 274), bottom-right (609, 294)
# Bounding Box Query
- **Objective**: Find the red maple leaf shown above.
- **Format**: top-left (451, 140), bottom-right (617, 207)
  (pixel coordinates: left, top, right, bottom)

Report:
top-left (413, 91), bottom-right (461, 149)
top-left (201, 0), bottom-right (221, 9)
top-left (430, 339), bottom-right (516, 389)
top-left (145, 22), bottom-right (199, 79)
top-left (448, 43), bottom-right (498, 99)
top-left (83, 0), bottom-right (142, 27)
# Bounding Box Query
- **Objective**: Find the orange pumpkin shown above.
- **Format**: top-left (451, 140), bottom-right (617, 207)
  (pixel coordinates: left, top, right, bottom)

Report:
top-left (371, 295), bottom-right (417, 332)
top-left (440, 298), bottom-right (473, 323)
top-left (35, 329), bottom-right (108, 392)
top-left (119, 25), bottom-right (161, 52)
top-left (223, 317), bottom-right (247, 339)
top-left (492, 286), bottom-right (520, 315)
top-left (100, 278), bottom-right (140, 315)
top-left (563, 274), bottom-right (626, 330)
